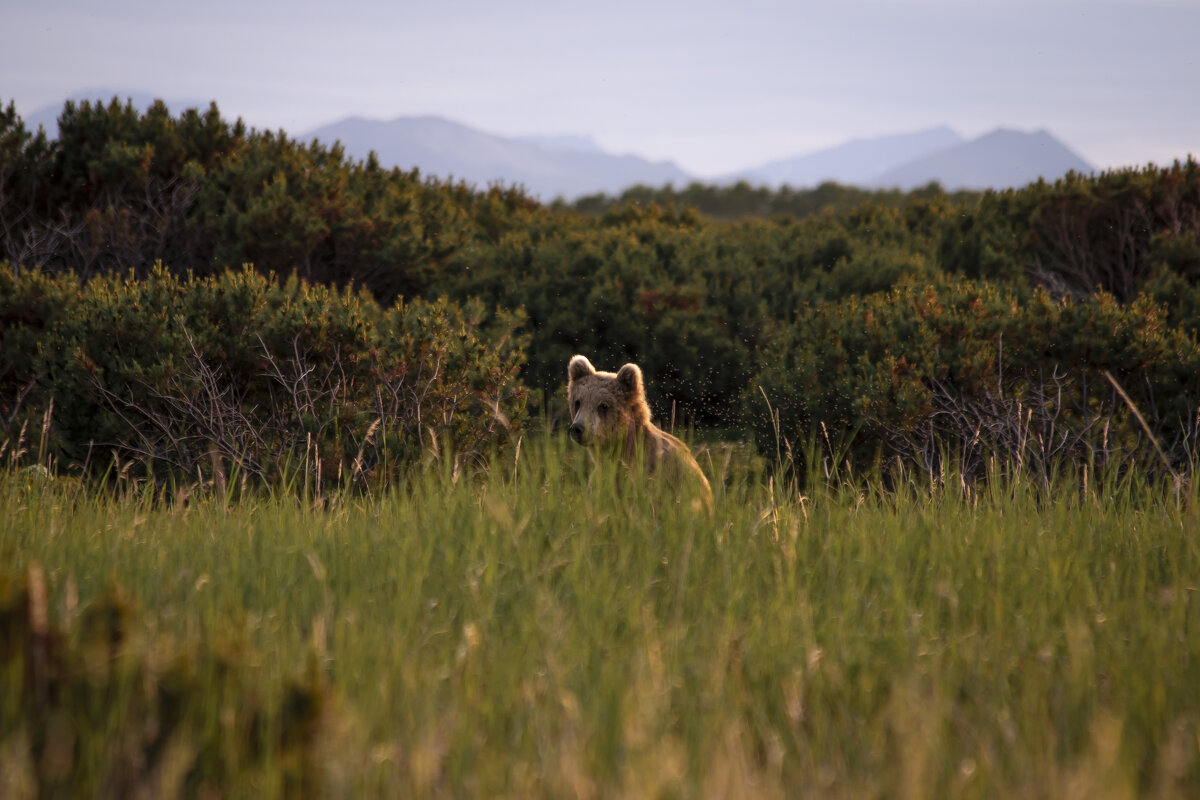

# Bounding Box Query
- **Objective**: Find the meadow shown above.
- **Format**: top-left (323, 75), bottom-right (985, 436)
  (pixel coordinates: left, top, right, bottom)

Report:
top-left (3, 435), bottom-right (1198, 798)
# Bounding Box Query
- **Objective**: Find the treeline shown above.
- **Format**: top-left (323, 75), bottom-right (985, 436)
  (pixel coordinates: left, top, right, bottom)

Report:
top-left (2, 97), bottom-right (1199, 482)
top-left (0, 98), bottom-right (539, 301)
top-left (561, 179), bottom-right (982, 220)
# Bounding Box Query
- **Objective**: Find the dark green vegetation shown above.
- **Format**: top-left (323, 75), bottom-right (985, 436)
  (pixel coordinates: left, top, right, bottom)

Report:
top-left (562, 178), bottom-right (983, 220)
top-left (3, 97), bottom-right (1199, 482)
top-left (2, 97), bottom-right (1200, 797)
top-left (0, 267), bottom-right (525, 488)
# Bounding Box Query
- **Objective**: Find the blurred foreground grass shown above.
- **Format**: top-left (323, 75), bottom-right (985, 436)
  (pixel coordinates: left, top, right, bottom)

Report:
top-left (2, 436), bottom-right (1199, 798)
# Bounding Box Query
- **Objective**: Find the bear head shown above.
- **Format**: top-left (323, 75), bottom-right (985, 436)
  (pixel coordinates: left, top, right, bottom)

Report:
top-left (566, 355), bottom-right (651, 447)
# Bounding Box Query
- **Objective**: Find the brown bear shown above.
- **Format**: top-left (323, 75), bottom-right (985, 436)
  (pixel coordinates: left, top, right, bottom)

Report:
top-left (566, 354), bottom-right (712, 508)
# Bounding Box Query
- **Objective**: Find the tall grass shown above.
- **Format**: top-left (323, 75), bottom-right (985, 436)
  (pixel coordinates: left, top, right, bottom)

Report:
top-left (2, 435), bottom-right (1199, 798)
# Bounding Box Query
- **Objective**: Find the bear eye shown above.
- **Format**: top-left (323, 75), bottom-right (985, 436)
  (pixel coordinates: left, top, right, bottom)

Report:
top-left (573, 400), bottom-right (580, 413)
top-left (598, 403), bottom-right (609, 416)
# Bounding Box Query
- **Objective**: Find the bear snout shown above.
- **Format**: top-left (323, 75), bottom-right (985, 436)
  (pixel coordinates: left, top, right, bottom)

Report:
top-left (568, 422), bottom-right (585, 444)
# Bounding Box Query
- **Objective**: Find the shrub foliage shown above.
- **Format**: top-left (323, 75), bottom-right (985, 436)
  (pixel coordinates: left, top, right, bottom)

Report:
top-left (750, 276), bottom-right (1200, 480)
top-left (0, 267), bottom-right (526, 486)
top-left (3, 96), bottom-right (1200, 480)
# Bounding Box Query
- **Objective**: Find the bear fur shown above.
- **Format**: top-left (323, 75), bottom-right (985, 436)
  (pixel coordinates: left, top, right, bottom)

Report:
top-left (566, 354), bottom-right (712, 508)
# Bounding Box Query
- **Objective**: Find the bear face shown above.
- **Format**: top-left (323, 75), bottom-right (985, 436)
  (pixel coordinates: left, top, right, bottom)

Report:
top-left (566, 355), bottom-right (650, 447)
top-left (566, 354), bottom-right (713, 510)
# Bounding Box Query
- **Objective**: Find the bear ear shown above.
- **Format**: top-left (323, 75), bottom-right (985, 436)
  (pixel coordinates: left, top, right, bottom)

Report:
top-left (616, 363), bottom-right (644, 396)
top-left (568, 355), bottom-right (596, 382)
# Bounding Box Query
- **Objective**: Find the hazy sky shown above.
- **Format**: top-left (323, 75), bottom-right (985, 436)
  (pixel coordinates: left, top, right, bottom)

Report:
top-left (4, 0), bottom-right (1197, 177)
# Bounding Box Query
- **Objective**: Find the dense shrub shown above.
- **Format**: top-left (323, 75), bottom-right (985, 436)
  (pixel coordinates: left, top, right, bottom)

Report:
top-left (750, 276), bottom-right (1200, 480)
top-left (565, 178), bottom-right (980, 220)
top-left (940, 159), bottom-right (1200, 300)
top-left (437, 201), bottom-right (946, 426)
top-left (438, 206), bottom-right (753, 426)
top-left (0, 267), bottom-right (527, 487)
top-left (0, 98), bottom-right (541, 302)
top-left (5, 98), bottom-right (1200, 484)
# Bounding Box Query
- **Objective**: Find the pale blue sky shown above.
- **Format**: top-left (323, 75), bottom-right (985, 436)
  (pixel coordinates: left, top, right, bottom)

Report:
top-left (3, 0), bottom-right (1197, 176)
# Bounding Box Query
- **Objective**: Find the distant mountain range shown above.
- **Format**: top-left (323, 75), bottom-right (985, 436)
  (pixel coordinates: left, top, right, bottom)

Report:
top-left (730, 126), bottom-right (1094, 191)
top-left (872, 128), bottom-right (1094, 190)
top-left (304, 118), bottom-right (1094, 197)
top-left (23, 90), bottom-right (1096, 199)
top-left (300, 115), bottom-right (691, 200)
top-left (732, 126), bottom-right (966, 188)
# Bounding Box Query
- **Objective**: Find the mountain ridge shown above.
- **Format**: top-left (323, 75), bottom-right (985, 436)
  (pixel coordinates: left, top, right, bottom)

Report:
top-left (301, 114), bottom-right (691, 200)
top-left (873, 127), bottom-right (1095, 190)
top-left (731, 126), bottom-right (966, 188)
top-left (20, 90), bottom-right (1096, 197)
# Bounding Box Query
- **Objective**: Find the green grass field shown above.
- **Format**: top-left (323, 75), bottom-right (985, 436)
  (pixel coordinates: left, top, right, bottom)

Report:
top-left (3, 436), bottom-right (1199, 798)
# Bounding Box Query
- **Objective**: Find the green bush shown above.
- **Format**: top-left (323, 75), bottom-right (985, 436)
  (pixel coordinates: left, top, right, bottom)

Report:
top-left (564, 178), bottom-right (980, 221)
top-left (436, 202), bottom-right (946, 427)
top-left (0, 98), bottom-right (541, 302)
top-left (5, 98), bottom-right (1200, 485)
top-left (749, 276), bottom-right (1200, 480)
top-left (940, 159), bottom-right (1200, 300)
top-left (0, 266), bottom-right (527, 487)
top-left (0, 269), bottom-right (78, 431)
